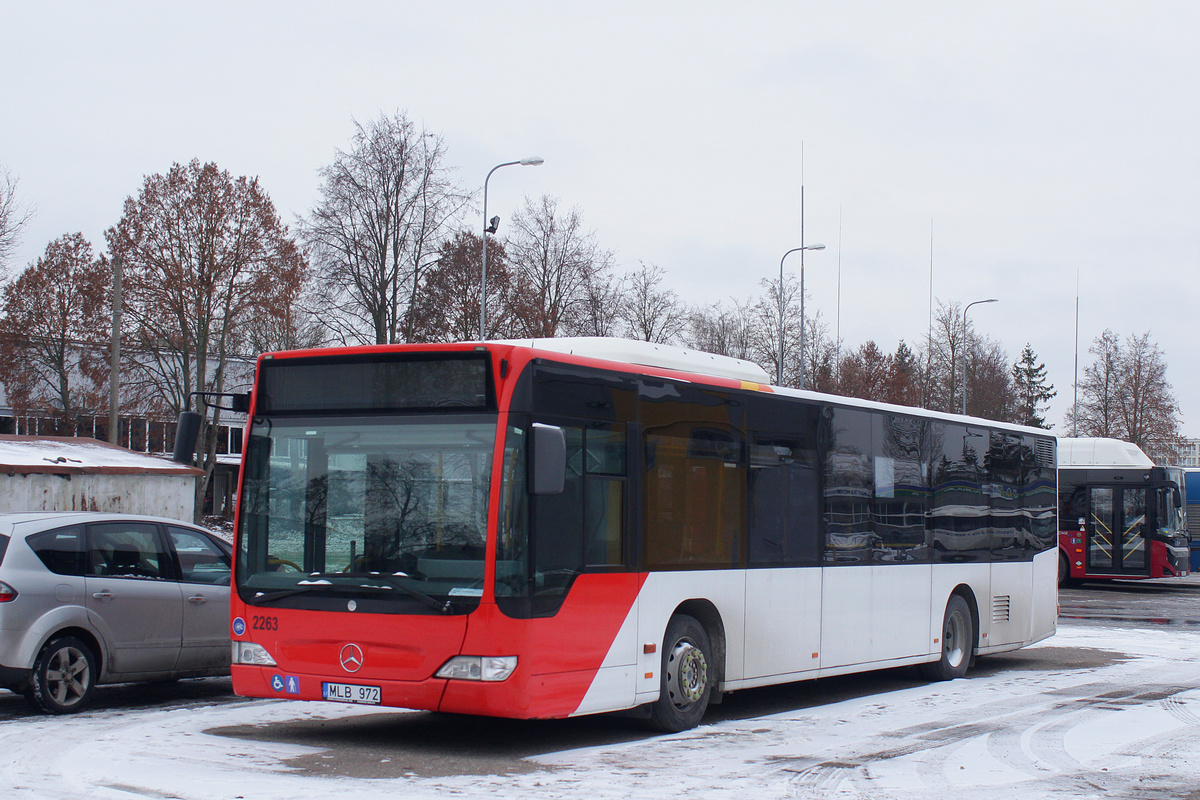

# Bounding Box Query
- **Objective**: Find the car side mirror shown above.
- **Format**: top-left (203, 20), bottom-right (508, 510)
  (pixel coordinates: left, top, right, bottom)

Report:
top-left (531, 424), bottom-right (566, 495)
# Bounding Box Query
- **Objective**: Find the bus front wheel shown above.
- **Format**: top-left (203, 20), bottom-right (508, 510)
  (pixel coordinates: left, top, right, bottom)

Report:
top-left (921, 594), bottom-right (973, 681)
top-left (648, 614), bottom-right (712, 732)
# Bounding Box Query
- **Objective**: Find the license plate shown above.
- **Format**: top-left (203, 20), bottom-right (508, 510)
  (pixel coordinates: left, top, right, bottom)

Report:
top-left (322, 682), bottom-right (381, 705)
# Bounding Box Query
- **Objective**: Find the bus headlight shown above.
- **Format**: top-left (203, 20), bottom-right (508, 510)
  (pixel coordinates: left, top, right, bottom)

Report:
top-left (232, 641), bottom-right (277, 666)
top-left (436, 656), bottom-right (517, 682)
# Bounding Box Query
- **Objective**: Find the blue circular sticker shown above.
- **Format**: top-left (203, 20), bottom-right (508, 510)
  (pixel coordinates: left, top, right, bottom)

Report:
top-left (232, 616), bottom-right (246, 637)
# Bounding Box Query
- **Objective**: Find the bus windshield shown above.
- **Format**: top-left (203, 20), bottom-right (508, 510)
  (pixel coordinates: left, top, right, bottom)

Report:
top-left (236, 416), bottom-right (496, 613)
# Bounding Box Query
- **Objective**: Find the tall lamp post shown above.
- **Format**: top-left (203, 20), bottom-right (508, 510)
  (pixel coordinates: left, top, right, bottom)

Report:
top-left (480, 156), bottom-right (544, 340)
top-left (961, 298), bottom-right (998, 414)
top-left (777, 244), bottom-right (825, 386)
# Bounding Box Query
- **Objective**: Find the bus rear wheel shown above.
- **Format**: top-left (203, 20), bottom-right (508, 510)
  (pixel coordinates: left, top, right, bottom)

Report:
top-left (648, 614), bottom-right (712, 732)
top-left (921, 594), bottom-right (973, 681)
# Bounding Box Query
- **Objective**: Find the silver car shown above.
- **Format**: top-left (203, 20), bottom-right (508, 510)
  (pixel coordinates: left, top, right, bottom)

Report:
top-left (0, 512), bottom-right (232, 713)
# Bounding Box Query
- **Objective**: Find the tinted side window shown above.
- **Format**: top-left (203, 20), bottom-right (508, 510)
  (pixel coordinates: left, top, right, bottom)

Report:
top-left (644, 420), bottom-right (744, 569)
top-left (875, 414), bottom-right (932, 563)
top-left (747, 394), bottom-right (820, 567)
top-left (823, 408), bottom-right (874, 564)
top-left (169, 527), bottom-right (231, 584)
top-left (931, 425), bottom-right (989, 560)
top-left (27, 525), bottom-right (88, 576)
top-left (89, 522), bottom-right (172, 579)
top-left (0, 533), bottom-right (8, 564)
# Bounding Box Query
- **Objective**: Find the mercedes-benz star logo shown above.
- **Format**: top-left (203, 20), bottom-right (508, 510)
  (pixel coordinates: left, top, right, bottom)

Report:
top-left (339, 643), bottom-right (364, 673)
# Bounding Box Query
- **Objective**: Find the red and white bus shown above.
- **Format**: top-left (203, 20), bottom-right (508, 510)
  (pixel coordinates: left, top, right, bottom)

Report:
top-left (227, 338), bottom-right (1059, 731)
top-left (1057, 437), bottom-right (1189, 585)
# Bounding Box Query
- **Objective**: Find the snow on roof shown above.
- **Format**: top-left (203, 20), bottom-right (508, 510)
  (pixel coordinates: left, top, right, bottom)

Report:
top-left (0, 436), bottom-right (204, 476)
top-left (1057, 437), bottom-right (1155, 468)
top-left (496, 337), bottom-right (772, 384)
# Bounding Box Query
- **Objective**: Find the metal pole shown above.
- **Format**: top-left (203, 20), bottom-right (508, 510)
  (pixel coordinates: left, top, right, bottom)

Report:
top-left (800, 185), bottom-right (806, 390)
top-left (480, 162), bottom-right (514, 340)
top-left (480, 157), bottom-right (543, 341)
top-left (108, 255), bottom-right (122, 444)
top-left (961, 298), bottom-right (998, 415)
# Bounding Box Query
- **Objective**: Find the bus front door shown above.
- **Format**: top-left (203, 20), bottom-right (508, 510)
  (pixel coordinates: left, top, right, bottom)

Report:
top-left (1086, 486), bottom-right (1149, 576)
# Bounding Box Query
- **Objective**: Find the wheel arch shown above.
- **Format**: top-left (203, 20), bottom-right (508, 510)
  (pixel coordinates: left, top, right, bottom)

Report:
top-left (39, 627), bottom-right (105, 679)
top-left (948, 584), bottom-right (981, 656)
top-left (671, 599), bottom-right (726, 688)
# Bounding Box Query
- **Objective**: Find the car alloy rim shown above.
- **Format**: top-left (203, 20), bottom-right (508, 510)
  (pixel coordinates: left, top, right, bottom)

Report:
top-left (46, 645), bottom-right (90, 706)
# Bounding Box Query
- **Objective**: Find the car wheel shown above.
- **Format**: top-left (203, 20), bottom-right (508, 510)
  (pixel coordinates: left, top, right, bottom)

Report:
top-left (28, 636), bottom-right (97, 714)
top-left (648, 615), bottom-right (712, 732)
top-left (920, 594), bottom-right (974, 681)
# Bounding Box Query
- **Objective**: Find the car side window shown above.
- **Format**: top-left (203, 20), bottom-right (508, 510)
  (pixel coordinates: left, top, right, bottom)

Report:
top-left (27, 525), bottom-right (88, 576)
top-left (88, 522), bottom-right (170, 579)
top-left (168, 527), bottom-right (231, 585)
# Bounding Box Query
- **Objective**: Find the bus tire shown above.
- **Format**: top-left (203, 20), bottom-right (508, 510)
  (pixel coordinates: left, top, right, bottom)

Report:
top-left (1058, 551), bottom-right (1070, 586)
top-left (648, 614), bottom-right (712, 732)
top-left (921, 594), bottom-right (973, 682)
top-left (27, 635), bottom-right (97, 714)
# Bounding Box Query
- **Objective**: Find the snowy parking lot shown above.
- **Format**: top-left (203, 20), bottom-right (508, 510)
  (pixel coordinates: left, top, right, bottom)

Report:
top-left (3, 621), bottom-right (1199, 799)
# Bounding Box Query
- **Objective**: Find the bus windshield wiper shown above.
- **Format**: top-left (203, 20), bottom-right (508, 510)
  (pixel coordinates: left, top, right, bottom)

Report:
top-left (342, 572), bottom-right (455, 614)
top-left (249, 584), bottom-right (327, 604)
top-left (248, 574), bottom-right (453, 613)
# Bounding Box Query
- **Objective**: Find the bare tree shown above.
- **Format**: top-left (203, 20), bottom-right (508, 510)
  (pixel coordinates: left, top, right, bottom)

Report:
top-left (924, 300), bottom-right (968, 413)
top-left (0, 167), bottom-right (34, 274)
top-left (106, 160), bottom-right (306, 519)
top-left (303, 112), bottom-right (468, 345)
top-left (1070, 329), bottom-right (1122, 437)
top-left (837, 340), bottom-right (893, 401)
top-left (0, 233), bottom-right (108, 432)
top-left (409, 230), bottom-right (525, 342)
top-left (567, 268), bottom-right (626, 338)
top-left (1070, 329), bottom-right (1182, 460)
top-left (620, 262), bottom-right (686, 343)
top-left (966, 337), bottom-right (1013, 421)
top-left (749, 274), bottom-right (801, 386)
top-left (684, 299), bottom-right (757, 362)
top-left (504, 194), bottom-right (614, 337)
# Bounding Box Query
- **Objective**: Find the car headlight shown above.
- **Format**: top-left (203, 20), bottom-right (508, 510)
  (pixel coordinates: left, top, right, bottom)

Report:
top-left (435, 655), bottom-right (517, 682)
top-left (232, 641), bottom-right (277, 666)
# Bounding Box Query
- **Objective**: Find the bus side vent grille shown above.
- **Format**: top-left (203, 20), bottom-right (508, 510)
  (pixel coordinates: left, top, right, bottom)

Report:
top-left (1034, 439), bottom-right (1055, 468)
top-left (992, 595), bottom-right (1012, 623)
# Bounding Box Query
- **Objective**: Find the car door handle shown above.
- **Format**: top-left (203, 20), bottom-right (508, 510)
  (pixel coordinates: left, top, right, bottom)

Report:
top-left (92, 590), bottom-right (114, 601)
top-left (187, 594), bottom-right (208, 604)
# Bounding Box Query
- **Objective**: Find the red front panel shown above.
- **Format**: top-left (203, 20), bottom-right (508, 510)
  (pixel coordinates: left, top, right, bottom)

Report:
top-left (231, 571), bottom-right (645, 719)
top-left (230, 603), bottom-right (468, 709)
top-left (440, 572), bottom-right (645, 719)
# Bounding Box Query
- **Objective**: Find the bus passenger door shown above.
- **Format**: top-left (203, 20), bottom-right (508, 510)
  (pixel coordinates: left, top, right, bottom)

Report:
top-left (1086, 487), bottom-right (1149, 576)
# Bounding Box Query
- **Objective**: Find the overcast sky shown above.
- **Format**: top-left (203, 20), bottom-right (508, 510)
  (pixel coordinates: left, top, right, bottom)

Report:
top-left (3, 2), bottom-right (1198, 435)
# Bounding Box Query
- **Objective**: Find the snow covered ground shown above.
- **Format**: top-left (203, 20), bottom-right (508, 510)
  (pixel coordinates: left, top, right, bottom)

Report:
top-left (3, 623), bottom-right (1199, 799)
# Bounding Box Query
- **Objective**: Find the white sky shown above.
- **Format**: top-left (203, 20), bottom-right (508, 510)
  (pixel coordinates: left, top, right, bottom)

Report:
top-left (3, 2), bottom-right (1198, 435)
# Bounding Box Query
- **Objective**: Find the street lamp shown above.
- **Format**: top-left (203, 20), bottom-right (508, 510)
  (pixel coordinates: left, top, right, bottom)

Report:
top-left (777, 244), bottom-right (826, 386)
top-left (481, 157), bottom-right (544, 340)
top-left (961, 298), bottom-right (998, 414)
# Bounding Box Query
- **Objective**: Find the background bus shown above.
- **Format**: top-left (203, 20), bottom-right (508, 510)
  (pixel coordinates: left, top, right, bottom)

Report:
top-left (1058, 437), bottom-right (1189, 584)
top-left (226, 338), bottom-right (1058, 731)
top-left (1185, 469), bottom-right (1200, 571)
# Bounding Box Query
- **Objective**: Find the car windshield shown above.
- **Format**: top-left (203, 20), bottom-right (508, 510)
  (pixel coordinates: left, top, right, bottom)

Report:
top-left (236, 416), bottom-right (496, 612)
